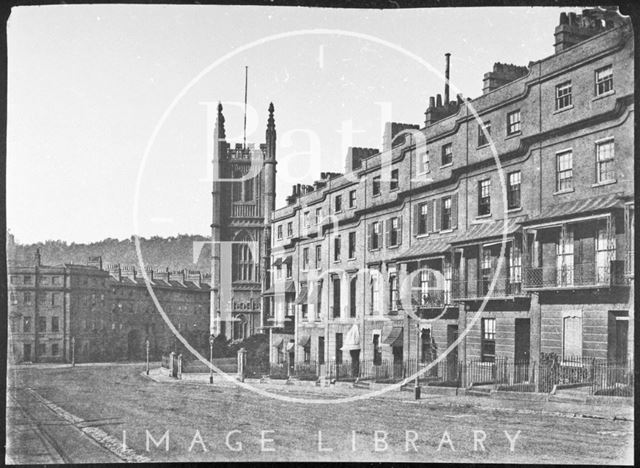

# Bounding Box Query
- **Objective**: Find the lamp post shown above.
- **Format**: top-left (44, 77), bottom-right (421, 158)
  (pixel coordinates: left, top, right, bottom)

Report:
top-left (414, 325), bottom-right (421, 400)
top-left (71, 336), bottom-right (75, 367)
top-left (209, 334), bottom-right (214, 384)
top-left (145, 339), bottom-right (150, 375)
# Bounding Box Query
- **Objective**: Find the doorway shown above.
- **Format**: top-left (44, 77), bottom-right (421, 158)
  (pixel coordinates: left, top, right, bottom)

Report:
top-left (514, 318), bottom-right (531, 383)
top-left (392, 346), bottom-right (403, 378)
top-left (608, 311), bottom-right (629, 364)
top-left (23, 344), bottom-right (31, 362)
top-left (350, 349), bottom-right (360, 378)
top-left (446, 325), bottom-right (458, 382)
top-left (514, 319), bottom-right (531, 362)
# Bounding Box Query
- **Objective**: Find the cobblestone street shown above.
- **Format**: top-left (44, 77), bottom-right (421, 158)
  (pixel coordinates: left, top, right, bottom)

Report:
top-left (6, 364), bottom-right (633, 464)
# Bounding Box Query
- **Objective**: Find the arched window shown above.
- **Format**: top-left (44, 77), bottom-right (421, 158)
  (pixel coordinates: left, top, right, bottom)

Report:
top-left (232, 170), bottom-right (242, 202)
top-left (234, 314), bottom-right (248, 340)
top-left (232, 233), bottom-right (254, 282)
top-left (244, 177), bottom-right (254, 201)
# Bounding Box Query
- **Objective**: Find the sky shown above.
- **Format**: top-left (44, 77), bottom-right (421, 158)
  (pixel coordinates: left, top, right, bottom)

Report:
top-left (6, 4), bottom-right (584, 244)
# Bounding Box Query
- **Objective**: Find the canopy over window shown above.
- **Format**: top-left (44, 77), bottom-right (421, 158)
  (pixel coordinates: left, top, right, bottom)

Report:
top-left (341, 324), bottom-right (361, 351)
top-left (383, 326), bottom-right (403, 347)
top-left (298, 335), bottom-right (311, 347)
top-left (295, 284), bottom-right (308, 305)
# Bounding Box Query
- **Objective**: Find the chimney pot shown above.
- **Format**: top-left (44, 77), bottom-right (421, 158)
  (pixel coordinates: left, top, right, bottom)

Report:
top-left (444, 53), bottom-right (451, 104)
top-left (436, 94), bottom-right (442, 107)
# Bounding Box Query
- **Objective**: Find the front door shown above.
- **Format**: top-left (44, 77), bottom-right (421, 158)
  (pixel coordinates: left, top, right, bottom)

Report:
top-left (350, 350), bottom-right (360, 378)
top-left (514, 318), bottom-right (531, 383)
top-left (23, 344), bottom-right (31, 362)
top-left (514, 319), bottom-right (531, 362)
top-left (288, 351), bottom-right (295, 373)
top-left (615, 320), bottom-right (628, 364)
top-left (608, 313), bottom-right (629, 365)
top-left (446, 325), bottom-right (458, 382)
top-left (392, 346), bottom-right (403, 378)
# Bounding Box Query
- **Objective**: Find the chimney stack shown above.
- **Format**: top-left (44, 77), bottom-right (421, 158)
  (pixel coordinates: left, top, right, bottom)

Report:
top-left (87, 256), bottom-right (103, 270)
top-left (34, 248), bottom-right (41, 267)
top-left (444, 53), bottom-right (451, 104)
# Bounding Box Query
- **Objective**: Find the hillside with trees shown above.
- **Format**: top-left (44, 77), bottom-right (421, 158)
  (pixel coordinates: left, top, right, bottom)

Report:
top-left (8, 234), bottom-right (213, 272)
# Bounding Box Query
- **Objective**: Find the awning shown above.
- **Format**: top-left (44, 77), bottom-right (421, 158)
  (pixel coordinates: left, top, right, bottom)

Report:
top-left (262, 280), bottom-right (296, 296)
top-left (341, 324), bottom-right (361, 351)
top-left (306, 281), bottom-right (322, 304)
top-left (272, 337), bottom-right (283, 348)
top-left (286, 341), bottom-right (295, 351)
top-left (272, 257), bottom-right (283, 268)
top-left (295, 284), bottom-right (308, 305)
top-left (383, 326), bottom-right (404, 347)
top-left (522, 193), bottom-right (624, 225)
top-left (395, 236), bottom-right (455, 261)
top-left (298, 335), bottom-right (311, 347)
top-left (283, 255), bottom-right (293, 265)
top-left (451, 217), bottom-right (524, 246)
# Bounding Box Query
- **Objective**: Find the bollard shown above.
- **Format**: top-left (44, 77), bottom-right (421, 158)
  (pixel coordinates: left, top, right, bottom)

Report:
top-left (414, 384), bottom-right (421, 400)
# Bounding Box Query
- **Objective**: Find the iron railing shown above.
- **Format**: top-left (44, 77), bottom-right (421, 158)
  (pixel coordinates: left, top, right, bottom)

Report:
top-left (251, 356), bottom-right (632, 397)
top-left (452, 277), bottom-right (522, 299)
top-left (409, 290), bottom-right (451, 308)
top-left (523, 260), bottom-right (626, 289)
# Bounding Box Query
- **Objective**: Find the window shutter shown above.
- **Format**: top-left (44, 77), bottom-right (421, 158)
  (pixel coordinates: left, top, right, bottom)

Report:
top-left (413, 204), bottom-right (420, 236)
top-left (451, 193), bottom-right (458, 229)
top-left (435, 198), bottom-right (442, 232)
top-left (368, 223), bottom-right (372, 251)
top-left (385, 219), bottom-right (391, 248)
top-left (427, 200), bottom-right (434, 233)
top-left (397, 216), bottom-right (403, 245)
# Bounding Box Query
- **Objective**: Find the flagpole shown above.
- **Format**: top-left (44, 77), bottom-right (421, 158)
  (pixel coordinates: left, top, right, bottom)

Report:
top-left (243, 66), bottom-right (248, 150)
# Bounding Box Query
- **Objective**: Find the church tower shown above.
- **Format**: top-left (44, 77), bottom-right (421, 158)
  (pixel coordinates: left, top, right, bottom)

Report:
top-left (210, 103), bottom-right (276, 341)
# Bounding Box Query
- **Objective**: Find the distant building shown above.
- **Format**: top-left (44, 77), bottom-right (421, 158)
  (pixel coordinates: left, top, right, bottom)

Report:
top-left (266, 8), bottom-right (633, 379)
top-left (7, 251), bottom-right (210, 364)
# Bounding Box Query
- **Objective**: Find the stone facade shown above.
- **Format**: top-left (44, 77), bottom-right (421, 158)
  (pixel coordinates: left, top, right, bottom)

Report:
top-left (265, 9), bottom-right (633, 378)
top-left (7, 252), bottom-right (210, 364)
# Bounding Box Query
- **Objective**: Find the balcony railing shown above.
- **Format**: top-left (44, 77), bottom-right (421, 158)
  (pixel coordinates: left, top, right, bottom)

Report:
top-left (231, 204), bottom-right (258, 218)
top-left (452, 277), bottom-right (522, 300)
top-left (523, 260), bottom-right (626, 290)
top-left (408, 290), bottom-right (450, 308)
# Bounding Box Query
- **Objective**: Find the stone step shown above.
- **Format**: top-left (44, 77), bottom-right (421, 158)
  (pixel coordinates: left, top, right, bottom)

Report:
top-left (352, 381), bottom-right (371, 389)
top-left (467, 387), bottom-right (492, 397)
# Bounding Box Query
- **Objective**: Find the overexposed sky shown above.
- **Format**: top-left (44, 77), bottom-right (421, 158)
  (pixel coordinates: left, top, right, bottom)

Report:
top-left (7, 4), bottom-right (582, 243)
